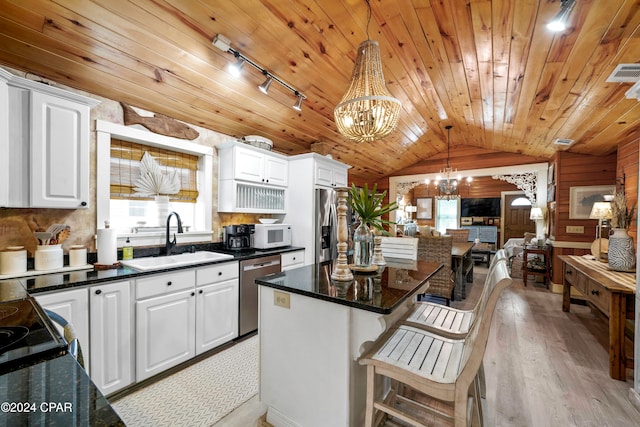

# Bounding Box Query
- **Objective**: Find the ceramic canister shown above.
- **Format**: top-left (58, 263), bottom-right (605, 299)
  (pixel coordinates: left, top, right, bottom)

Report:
top-left (35, 244), bottom-right (63, 271)
top-left (69, 245), bottom-right (87, 267)
top-left (0, 246), bottom-right (27, 275)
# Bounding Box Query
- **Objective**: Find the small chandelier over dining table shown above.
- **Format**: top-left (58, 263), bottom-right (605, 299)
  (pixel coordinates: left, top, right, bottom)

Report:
top-left (430, 125), bottom-right (472, 200)
top-left (333, 0), bottom-right (401, 143)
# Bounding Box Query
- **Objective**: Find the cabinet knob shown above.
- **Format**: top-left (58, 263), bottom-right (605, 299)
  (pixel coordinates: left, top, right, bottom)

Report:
top-left (591, 289), bottom-right (600, 296)
top-left (566, 270), bottom-right (572, 275)
top-left (218, 271), bottom-right (223, 276)
top-left (167, 281), bottom-right (172, 286)
top-left (199, 289), bottom-right (203, 294)
top-left (80, 201), bottom-right (87, 206)
top-left (191, 292), bottom-right (195, 297)
top-left (95, 289), bottom-right (102, 295)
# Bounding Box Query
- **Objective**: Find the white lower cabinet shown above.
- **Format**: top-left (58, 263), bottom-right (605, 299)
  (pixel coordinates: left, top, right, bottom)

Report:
top-left (89, 280), bottom-right (132, 395)
top-left (195, 262), bottom-right (239, 354)
top-left (35, 288), bottom-right (90, 373)
top-left (196, 280), bottom-right (238, 354)
top-left (135, 261), bottom-right (239, 382)
top-left (281, 250), bottom-right (305, 271)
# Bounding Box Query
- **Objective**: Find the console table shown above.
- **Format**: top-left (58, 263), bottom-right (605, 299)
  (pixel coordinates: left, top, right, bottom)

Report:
top-left (559, 255), bottom-right (635, 380)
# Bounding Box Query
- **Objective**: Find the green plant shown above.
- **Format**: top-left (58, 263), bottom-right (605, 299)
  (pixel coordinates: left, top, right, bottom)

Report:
top-left (610, 191), bottom-right (636, 229)
top-left (349, 183), bottom-right (398, 234)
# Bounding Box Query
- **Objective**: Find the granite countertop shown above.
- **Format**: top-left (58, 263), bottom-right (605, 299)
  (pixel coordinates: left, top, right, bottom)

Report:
top-left (0, 353), bottom-right (124, 426)
top-left (0, 243), bottom-right (303, 297)
top-left (256, 258), bottom-right (442, 314)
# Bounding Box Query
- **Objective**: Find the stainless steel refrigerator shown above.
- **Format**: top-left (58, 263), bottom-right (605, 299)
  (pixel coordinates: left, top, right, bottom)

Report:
top-left (315, 188), bottom-right (352, 264)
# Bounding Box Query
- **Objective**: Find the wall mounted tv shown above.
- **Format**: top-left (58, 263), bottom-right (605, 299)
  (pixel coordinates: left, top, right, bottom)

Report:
top-left (460, 198), bottom-right (501, 217)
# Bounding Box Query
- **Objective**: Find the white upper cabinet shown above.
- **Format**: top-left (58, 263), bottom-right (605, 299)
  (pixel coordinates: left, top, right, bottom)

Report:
top-left (315, 158), bottom-right (349, 188)
top-left (223, 143), bottom-right (288, 187)
top-left (217, 141), bottom-right (288, 213)
top-left (0, 72), bottom-right (99, 208)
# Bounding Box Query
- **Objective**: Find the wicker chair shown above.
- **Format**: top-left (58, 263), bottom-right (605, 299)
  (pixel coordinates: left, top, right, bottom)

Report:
top-left (417, 235), bottom-right (455, 304)
top-left (446, 228), bottom-right (471, 243)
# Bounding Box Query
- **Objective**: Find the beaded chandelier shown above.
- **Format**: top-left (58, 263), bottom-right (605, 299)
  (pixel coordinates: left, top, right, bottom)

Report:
top-left (333, 1), bottom-right (401, 143)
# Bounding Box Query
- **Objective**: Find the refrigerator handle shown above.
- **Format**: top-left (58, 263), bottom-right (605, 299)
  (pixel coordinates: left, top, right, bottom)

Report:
top-left (329, 200), bottom-right (338, 258)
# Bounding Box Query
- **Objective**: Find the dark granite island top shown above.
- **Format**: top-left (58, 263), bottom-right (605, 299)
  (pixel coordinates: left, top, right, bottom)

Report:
top-left (255, 258), bottom-right (442, 314)
top-left (257, 258), bottom-right (443, 427)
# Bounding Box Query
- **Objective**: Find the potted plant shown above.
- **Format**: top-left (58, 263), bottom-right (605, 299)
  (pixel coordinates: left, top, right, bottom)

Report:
top-left (608, 190), bottom-right (636, 272)
top-left (349, 183), bottom-right (398, 267)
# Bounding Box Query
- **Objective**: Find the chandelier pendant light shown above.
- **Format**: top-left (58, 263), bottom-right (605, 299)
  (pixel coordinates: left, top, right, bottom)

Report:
top-left (434, 125), bottom-right (471, 200)
top-left (333, 0), bottom-right (401, 143)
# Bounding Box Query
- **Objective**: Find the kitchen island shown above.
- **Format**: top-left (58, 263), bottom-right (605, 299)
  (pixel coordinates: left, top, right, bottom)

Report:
top-left (256, 258), bottom-right (442, 427)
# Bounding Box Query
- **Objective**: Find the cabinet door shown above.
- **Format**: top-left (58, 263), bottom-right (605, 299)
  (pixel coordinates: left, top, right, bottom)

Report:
top-left (333, 167), bottom-right (348, 187)
top-left (315, 162), bottom-right (334, 187)
top-left (195, 279), bottom-right (239, 355)
top-left (234, 146), bottom-right (264, 183)
top-left (263, 155), bottom-right (288, 186)
top-left (90, 281), bottom-right (132, 395)
top-left (136, 289), bottom-right (196, 381)
top-left (30, 91), bottom-right (90, 208)
top-left (35, 288), bottom-right (90, 372)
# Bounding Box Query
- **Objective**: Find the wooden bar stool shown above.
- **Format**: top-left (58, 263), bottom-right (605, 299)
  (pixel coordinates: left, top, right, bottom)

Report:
top-left (359, 268), bottom-right (512, 427)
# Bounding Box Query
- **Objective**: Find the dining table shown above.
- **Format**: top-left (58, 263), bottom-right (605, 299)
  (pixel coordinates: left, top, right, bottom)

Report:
top-left (451, 241), bottom-right (475, 300)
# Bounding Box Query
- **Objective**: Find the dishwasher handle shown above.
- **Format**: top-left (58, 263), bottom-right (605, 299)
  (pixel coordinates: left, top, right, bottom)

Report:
top-left (242, 259), bottom-right (281, 271)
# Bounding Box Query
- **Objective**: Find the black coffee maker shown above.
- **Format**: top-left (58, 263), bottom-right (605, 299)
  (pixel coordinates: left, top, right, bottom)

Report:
top-left (223, 224), bottom-right (254, 250)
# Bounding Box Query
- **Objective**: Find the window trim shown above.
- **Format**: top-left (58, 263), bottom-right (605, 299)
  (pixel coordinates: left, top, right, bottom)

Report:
top-left (96, 120), bottom-right (213, 246)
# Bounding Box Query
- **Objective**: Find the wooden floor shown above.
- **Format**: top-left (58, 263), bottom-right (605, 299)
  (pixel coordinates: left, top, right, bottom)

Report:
top-left (216, 265), bottom-right (640, 427)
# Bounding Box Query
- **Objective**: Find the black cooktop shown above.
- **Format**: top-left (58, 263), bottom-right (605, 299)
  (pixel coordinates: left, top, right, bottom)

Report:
top-left (0, 298), bottom-right (67, 374)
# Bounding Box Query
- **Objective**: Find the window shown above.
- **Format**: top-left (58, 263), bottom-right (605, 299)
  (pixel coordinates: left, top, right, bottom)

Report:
top-left (435, 198), bottom-right (459, 234)
top-left (96, 120), bottom-right (213, 242)
top-left (109, 139), bottom-right (200, 230)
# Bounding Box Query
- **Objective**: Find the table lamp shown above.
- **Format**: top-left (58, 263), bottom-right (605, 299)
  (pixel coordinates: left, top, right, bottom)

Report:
top-left (529, 207), bottom-right (545, 245)
top-left (589, 201), bottom-right (612, 261)
top-left (405, 204), bottom-right (417, 221)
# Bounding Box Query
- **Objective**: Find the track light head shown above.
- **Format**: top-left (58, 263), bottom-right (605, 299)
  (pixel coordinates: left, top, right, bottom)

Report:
top-left (547, 0), bottom-right (576, 32)
top-left (228, 56), bottom-right (245, 78)
top-left (259, 75), bottom-right (273, 94)
top-left (293, 91), bottom-right (304, 111)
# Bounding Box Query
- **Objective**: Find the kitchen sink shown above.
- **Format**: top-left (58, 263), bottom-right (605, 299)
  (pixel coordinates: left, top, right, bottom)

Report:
top-left (120, 251), bottom-right (235, 271)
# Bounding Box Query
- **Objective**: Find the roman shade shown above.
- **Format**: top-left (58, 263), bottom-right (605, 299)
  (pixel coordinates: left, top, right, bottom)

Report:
top-left (110, 139), bottom-right (199, 202)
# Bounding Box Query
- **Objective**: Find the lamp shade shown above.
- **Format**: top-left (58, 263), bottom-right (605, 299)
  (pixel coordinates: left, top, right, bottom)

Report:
top-left (529, 207), bottom-right (544, 220)
top-left (589, 201), bottom-right (612, 219)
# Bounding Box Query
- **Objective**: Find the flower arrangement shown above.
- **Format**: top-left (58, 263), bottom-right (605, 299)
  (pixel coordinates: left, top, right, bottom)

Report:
top-left (610, 191), bottom-right (636, 229)
top-left (349, 183), bottom-right (398, 234)
top-left (133, 152), bottom-right (181, 196)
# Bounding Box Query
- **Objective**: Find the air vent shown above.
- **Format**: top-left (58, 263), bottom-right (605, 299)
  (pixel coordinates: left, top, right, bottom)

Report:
top-left (606, 64), bottom-right (640, 82)
top-left (553, 138), bottom-right (574, 146)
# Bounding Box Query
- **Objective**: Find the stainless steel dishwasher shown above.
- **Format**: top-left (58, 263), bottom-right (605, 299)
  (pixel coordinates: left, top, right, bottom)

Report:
top-left (239, 255), bottom-right (281, 336)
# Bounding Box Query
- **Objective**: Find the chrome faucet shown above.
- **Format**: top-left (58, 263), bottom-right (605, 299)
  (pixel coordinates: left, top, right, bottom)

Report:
top-left (165, 211), bottom-right (184, 255)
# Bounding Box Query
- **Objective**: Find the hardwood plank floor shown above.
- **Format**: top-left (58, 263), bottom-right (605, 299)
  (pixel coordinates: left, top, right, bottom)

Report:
top-left (217, 265), bottom-right (640, 426)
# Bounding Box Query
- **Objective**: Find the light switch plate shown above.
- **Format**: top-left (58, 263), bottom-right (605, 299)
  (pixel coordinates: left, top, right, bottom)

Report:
top-left (274, 290), bottom-right (290, 308)
top-left (566, 225), bottom-right (584, 233)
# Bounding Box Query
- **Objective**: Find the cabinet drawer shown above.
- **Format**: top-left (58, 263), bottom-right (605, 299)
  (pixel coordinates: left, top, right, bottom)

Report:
top-left (196, 261), bottom-right (239, 286)
top-left (587, 280), bottom-right (610, 316)
top-left (281, 250), bottom-right (305, 270)
top-left (136, 270), bottom-right (195, 300)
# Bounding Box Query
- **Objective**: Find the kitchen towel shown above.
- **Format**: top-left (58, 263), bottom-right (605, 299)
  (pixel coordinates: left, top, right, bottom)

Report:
top-left (97, 228), bottom-right (117, 265)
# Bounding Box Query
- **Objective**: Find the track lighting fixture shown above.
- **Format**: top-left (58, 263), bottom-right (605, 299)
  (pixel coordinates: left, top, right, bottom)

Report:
top-left (213, 34), bottom-right (306, 111)
top-left (258, 72), bottom-right (273, 94)
top-left (547, 0), bottom-right (576, 32)
top-left (293, 92), bottom-right (303, 112)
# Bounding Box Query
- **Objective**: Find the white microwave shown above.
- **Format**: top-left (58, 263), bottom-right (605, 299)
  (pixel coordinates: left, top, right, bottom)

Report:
top-left (253, 224), bottom-right (292, 249)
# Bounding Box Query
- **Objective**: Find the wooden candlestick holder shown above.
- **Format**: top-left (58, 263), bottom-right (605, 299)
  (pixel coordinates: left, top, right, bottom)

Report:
top-left (331, 187), bottom-right (354, 282)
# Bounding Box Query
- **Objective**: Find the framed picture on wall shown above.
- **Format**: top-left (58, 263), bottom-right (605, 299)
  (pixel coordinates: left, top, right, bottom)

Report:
top-left (416, 197), bottom-right (433, 220)
top-left (569, 185), bottom-right (615, 219)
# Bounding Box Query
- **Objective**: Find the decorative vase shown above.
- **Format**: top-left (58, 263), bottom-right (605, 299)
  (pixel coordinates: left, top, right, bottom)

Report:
top-left (155, 195), bottom-right (170, 226)
top-left (608, 228), bottom-right (636, 272)
top-left (353, 222), bottom-right (373, 268)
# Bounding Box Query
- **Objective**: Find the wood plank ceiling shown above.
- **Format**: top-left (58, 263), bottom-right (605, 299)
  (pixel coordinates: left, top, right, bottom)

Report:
top-left (0, 0), bottom-right (638, 182)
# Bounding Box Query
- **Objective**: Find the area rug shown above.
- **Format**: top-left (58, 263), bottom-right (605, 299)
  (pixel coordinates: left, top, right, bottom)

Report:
top-left (112, 336), bottom-right (258, 427)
